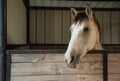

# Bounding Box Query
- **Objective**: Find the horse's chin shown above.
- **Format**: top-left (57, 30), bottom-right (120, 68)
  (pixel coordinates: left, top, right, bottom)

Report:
top-left (67, 64), bottom-right (77, 68)
top-left (67, 60), bottom-right (79, 69)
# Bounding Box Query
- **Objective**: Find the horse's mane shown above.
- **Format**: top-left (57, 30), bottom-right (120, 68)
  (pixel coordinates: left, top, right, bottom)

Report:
top-left (74, 12), bottom-right (102, 42)
top-left (93, 13), bottom-right (102, 42)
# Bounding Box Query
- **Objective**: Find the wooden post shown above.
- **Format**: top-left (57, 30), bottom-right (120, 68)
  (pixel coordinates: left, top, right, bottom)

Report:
top-left (0, 0), bottom-right (6, 81)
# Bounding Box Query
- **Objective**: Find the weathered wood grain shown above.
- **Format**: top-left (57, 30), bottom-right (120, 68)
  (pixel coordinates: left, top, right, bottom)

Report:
top-left (12, 54), bottom-right (120, 63)
top-left (11, 61), bottom-right (120, 76)
top-left (11, 75), bottom-right (103, 81)
top-left (108, 74), bottom-right (120, 81)
top-left (12, 54), bottom-right (46, 63)
top-left (12, 54), bottom-right (103, 63)
top-left (11, 53), bottom-right (120, 81)
top-left (108, 54), bottom-right (120, 61)
top-left (11, 74), bottom-right (120, 81)
top-left (11, 62), bottom-right (103, 76)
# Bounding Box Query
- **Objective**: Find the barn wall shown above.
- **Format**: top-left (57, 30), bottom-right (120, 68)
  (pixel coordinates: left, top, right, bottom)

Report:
top-left (30, 10), bottom-right (120, 44)
top-left (7, 0), bottom-right (26, 44)
top-left (11, 53), bottom-right (120, 81)
top-left (30, 10), bottom-right (71, 44)
top-left (7, 1), bottom-right (120, 45)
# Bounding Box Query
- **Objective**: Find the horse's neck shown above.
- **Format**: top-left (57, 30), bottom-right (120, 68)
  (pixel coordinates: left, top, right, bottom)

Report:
top-left (93, 28), bottom-right (103, 50)
top-left (94, 40), bottom-right (103, 50)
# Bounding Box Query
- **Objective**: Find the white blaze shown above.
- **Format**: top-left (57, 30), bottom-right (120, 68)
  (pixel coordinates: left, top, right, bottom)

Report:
top-left (65, 21), bottom-right (86, 63)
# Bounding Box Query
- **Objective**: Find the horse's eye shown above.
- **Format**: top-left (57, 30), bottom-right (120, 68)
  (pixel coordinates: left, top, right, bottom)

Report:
top-left (83, 27), bottom-right (89, 32)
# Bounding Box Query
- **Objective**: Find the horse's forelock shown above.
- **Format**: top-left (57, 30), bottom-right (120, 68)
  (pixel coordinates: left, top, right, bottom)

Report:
top-left (74, 12), bottom-right (89, 23)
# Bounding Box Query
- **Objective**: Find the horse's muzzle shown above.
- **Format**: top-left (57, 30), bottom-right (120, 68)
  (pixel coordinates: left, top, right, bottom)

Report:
top-left (65, 54), bottom-right (80, 68)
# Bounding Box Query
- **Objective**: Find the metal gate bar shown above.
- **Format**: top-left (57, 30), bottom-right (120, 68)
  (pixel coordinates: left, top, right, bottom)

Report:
top-left (0, 0), bottom-right (6, 81)
top-left (6, 50), bottom-right (120, 81)
top-left (6, 51), bottom-right (11, 81)
top-left (103, 52), bottom-right (108, 81)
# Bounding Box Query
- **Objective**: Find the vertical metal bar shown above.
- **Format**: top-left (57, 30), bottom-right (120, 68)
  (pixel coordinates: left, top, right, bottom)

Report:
top-left (26, 0), bottom-right (30, 46)
top-left (103, 52), bottom-right (108, 81)
top-left (110, 11), bottom-right (112, 44)
top-left (35, 10), bottom-right (37, 44)
top-left (0, 0), bottom-right (6, 81)
top-left (6, 51), bottom-right (11, 81)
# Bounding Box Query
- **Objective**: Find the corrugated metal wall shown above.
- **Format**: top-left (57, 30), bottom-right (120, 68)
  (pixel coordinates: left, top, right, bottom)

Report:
top-left (30, 10), bottom-right (120, 44)
top-left (30, 10), bottom-right (71, 44)
top-left (7, 0), bottom-right (120, 44)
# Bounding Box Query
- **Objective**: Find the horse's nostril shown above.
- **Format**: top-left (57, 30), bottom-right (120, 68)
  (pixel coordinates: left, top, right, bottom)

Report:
top-left (70, 55), bottom-right (75, 64)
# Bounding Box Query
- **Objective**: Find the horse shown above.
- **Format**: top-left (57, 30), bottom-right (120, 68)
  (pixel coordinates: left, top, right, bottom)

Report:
top-left (64, 7), bottom-right (103, 68)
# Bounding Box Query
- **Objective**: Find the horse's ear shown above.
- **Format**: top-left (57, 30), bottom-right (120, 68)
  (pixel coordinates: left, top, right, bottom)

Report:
top-left (71, 7), bottom-right (77, 19)
top-left (85, 6), bottom-right (93, 18)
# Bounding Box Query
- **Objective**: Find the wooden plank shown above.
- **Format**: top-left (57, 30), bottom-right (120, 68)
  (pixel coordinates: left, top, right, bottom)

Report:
top-left (11, 62), bottom-right (120, 76)
top-left (11, 75), bottom-right (103, 81)
top-left (11, 62), bottom-right (103, 76)
top-left (102, 11), bottom-right (111, 44)
top-left (62, 10), bottom-right (71, 44)
top-left (12, 54), bottom-right (103, 63)
top-left (12, 54), bottom-right (46, 63)
top-left (108, 54), bottom-right (120, 62)
top-left (108, 74), bottom-right (120, 81)
top-left (12, 54), bottom-right (120, 63)
top-left (11, 74), bottom-right (120, 81)
top-left (53, 10), bottom-right (62, 44)
top-left (108, 62), bottom-right (120, 73)
top-left (30, 10), bottom-right (36, 44)
top-left (45, 10), bottom-right (54, 44)
top-left (36, 10), bottom-right (45, 44)
top-left (111, 11), bottom-right (119, 44)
